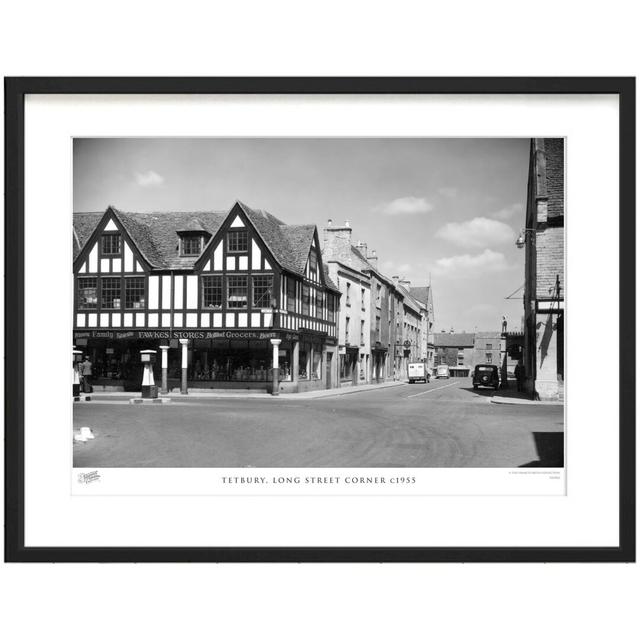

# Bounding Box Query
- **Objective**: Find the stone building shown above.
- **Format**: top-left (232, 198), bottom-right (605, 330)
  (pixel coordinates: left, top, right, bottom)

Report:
top-left (472, 331), bottom-right (505, 371)
top-left (322, 222), bottom-right (372, 385)
top-left (522, 138), bottom-right (565, 401)
top-left (433, 332), bottom-right (475, 377)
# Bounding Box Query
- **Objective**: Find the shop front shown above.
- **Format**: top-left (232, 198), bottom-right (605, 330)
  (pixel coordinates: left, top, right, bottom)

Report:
top-left (73, 328), bottom-right (336, 393)
top-left (371, 343), bottom-right (388, 383)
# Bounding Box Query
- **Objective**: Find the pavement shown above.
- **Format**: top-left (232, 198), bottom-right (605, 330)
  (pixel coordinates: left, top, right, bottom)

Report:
top-left (74, 380), bottom-right (406, 403)
top-left (490, 387), bottom-right (564, 407)
top-left (74, 377), bottom-right (565, 468)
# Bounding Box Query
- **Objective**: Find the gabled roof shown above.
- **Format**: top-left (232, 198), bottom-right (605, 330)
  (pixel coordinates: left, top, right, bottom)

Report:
top-left (434, 332), bottom-right (476, 348)
top-left (73, 212), bottom-right (105, 260)
top-left (410, 286), bottom-right (430, 306)
top-left (73, 202), bottom-right (340, 292)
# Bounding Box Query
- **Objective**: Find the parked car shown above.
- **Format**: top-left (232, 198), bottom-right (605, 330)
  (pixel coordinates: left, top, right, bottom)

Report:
top-left (435, 364), bottom-right (450, 379)
top-left (472, 364), bottom-right (500, 390)
top-left (407, 362), bottom-right (430, 384)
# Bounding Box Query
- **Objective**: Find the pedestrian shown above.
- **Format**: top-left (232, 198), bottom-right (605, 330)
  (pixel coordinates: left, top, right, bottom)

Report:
top-left (80, 356), bottom-right (93, 393)
top-left (514, 361), bottom-right (524, 392)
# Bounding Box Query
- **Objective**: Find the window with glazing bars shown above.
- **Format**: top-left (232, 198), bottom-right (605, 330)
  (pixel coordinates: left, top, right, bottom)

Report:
top-left (327, 294), bottom-right (335, 323)
top-left (315, 290), bottom-right (323, 319)
top-left (202, 275), bottom-right (222, 308)
top-left (227, 230), bottom-right (248, 253)
top-left (287, 278), bottom-right (296, 313)
top-left (181, 236), bottom-right (202, 256)
top-left (302, 284), bottom-right (310, 315)
top-left (78, 277), bottom-right (98, 309)
top-left (101, 277), bottom-right (121, 309)
top-left (101, 233), bottom-right (121, 255)
top-left (252, 275), bottom-right (273, 308)
top-left (308, 250), bottom-right (317, 273)
top-left (125, 277), bottom-right (146, 309)
top-left (227, 275), bottom-right (248, 308)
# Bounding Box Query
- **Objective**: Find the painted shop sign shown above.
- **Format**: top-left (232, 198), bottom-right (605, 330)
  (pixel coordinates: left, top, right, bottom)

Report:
top-left (74, 330), bottom-right (304, 341)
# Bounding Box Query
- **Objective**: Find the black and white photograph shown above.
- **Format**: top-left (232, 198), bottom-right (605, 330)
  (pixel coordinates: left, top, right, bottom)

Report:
top-left (71, 136), bottom-right (565, 472)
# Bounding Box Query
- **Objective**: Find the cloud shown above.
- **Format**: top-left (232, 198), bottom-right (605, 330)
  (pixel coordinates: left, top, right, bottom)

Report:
top-left (489, 202), bottom-right (524, 220)
top-left (437, 187), bottom-right (458, 198)
top-left (434, 249), bottom-right (511, 278)
top-left (134, 170), bottom-right (165, 187)
top-left (375, 196), bottom-right (433, 216)
top-left (435, 216), bottom-right (514, 248)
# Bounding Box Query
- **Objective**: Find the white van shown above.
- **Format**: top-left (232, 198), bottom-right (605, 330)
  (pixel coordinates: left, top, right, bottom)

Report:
top-left (407, 362), bottom-right (430, 384)
top-left (436, 364), bottom-right (450, 379)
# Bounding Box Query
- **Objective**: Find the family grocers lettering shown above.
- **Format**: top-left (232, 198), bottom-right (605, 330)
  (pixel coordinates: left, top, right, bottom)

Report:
top-left (74, 329), bottom-right (301, 341)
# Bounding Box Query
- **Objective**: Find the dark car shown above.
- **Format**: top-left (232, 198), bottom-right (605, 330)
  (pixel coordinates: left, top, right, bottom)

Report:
top-left (472, 364), bottom-right (500, 390)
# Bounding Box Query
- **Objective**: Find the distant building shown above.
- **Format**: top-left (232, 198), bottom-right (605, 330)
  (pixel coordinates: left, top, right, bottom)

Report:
top-left (522, 138), bottom-right (565, 401)
top-left (410, 285), bottom-right (435, 371)
top-left (433, 332), bottom-right (475, 377)
top-left (472, 331), bottom-right (505, 370)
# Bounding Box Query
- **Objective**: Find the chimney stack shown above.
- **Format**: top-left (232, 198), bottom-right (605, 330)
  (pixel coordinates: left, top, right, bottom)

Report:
top-left (367, 249), bottom-right (378, 269)
top-left (322, 218), bottom-right (353, 262)
top-left (399, 278), bottom-right (411, 290)
top-left (392, 275), bottom-right (400, 287)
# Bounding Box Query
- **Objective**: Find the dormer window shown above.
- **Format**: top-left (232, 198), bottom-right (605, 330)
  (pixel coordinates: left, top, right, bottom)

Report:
top-left (181, 235), bottom-right (203, 256)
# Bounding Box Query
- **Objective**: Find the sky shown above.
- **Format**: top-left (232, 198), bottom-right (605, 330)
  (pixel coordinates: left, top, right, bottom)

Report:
top-left (74, 137), bottom-right (530, 333)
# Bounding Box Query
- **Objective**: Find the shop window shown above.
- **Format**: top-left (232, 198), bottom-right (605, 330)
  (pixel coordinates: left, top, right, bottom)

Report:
top-left (316, 290), bottom-right (324, 319)
top-left (287, 278), bottom-right (296, 312)
top-left (227, 229), bottom-right (248, 253)
top-left (78, 277), bottom-right (98, 309)
top-left (125, 277), bottom-right (146, 309)
top-left (101, 277), bottom-right (121, 309)
top-left (101, 233), bottom-right (121, 255)
top-left (299, 344), bottom-right (309, 380)
top-left (181, 235), bottom-right (202, 256)
top-left (202, 275), bottom-right (222, 308)
top-left (302, 284), bottom-right (310, 315)
top-left (312, 349), bottom-right (322, 380)
top-left (228, 275), bottom-right (248, 309)
top-left (252, 274), bottom-right (273, 308)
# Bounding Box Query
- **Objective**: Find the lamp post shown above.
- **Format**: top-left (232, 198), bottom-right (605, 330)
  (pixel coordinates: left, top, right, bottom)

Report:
top-left (516, 228), bottom-right (537, 249)
top-left (72, 348), bottom-right (83, 400)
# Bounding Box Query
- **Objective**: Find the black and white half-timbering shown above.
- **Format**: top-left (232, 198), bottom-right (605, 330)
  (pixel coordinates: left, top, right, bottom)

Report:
top-left (73, 202), bottom-right (341, 394)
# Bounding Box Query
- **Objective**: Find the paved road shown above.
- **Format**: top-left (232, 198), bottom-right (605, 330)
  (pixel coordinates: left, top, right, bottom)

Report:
top-left (73, 378), bottom-right (564, 468)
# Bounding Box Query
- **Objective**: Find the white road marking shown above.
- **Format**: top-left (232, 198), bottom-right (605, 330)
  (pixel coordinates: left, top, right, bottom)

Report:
top-left (406, 380), bottom-right (459, 398)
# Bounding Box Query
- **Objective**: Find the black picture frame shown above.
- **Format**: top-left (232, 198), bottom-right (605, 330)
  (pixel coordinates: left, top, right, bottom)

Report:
top-left (4, 77), bottom-right (635, 563)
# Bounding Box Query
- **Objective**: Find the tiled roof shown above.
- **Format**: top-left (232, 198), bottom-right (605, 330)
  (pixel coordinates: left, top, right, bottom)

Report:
top-left (73, 212), bottom-right (104, 260)
top-left (474, 331), bottom-right (502, 339)
top-left (73, 202), bottom-right (340, 292)
top-left (410, 286), bottom-right (430, 305)
top-left (433, 332), bottom-right (475, 348)
top-left (114, 209), bottom-right (227, 269)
